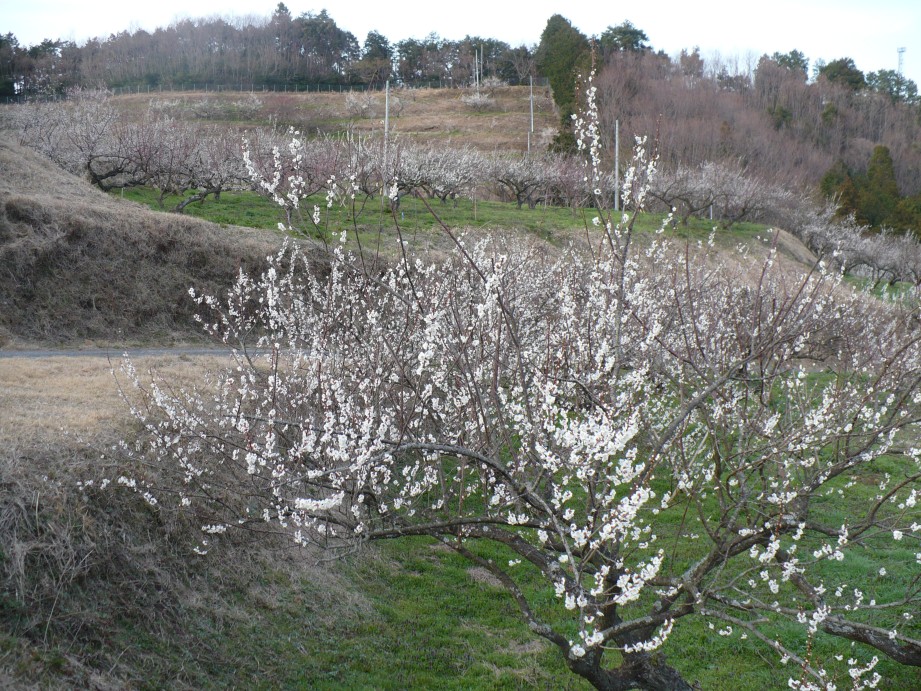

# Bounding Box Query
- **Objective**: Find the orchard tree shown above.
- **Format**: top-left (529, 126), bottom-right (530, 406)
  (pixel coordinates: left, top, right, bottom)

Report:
top-left (411, 144), bottom-right (484, 205)
top-left (15, 90), bottom-right (249, 208)
top-left (489, 153), bottom-right (552, 209)
top-left (120, 76), bottom-right (921, 690)
top-left (543, 153), bottom-right (597, 208)
top-left (795, 203), bottom-right (921, 286)
top-left (649, 160), bottom-right (792, 228)
top-left (171, 126), bottom-right (249, 212)
top-left (242, 127), bottom-right (354, 231)
top-left (648, 163), bottom-right (715, 225)
top-left (14, 88), bottom-right (139, 190)
top-left (700, 160), bottom-right (795, 228)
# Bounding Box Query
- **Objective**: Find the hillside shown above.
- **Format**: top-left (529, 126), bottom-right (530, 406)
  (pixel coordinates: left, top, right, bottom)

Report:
top-left (4, 88), bottom-right (921, 690)
top-left (0, 86), bottom-right (828, 348)
top-left (0, 130), bottom-right (282, 346)
top-left (105, 83), bottom-right (559, 152)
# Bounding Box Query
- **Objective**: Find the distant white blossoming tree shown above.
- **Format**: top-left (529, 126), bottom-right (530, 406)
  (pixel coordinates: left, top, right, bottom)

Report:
top-left (122, 75), bottom-right (921, 690)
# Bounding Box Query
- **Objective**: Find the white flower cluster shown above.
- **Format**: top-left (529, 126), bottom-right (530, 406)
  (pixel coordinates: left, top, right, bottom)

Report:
top-left (117, 71), bottom-right (921, 690)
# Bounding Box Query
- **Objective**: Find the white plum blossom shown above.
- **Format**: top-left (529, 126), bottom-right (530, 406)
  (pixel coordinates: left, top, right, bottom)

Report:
top-left (116, 74), bottom-right (921, 690)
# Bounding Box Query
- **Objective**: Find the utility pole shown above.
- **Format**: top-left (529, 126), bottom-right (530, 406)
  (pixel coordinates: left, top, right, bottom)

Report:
top-left (384, 79), bottom-right (390, 161)
top-left (529, 76), bottom-right (534, 155)
top-left (614, 120), bottom-right (620, 211)
top-left (475, 46), bottom-right (483, 93)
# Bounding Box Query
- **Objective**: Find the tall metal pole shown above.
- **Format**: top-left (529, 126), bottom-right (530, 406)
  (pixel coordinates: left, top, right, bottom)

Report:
top-left (384, 80), bottom-right (390, 204)
top-left (614, 119), bottom-right (620, 211)
top-left (384, 79), bottom-right (390, 157)
top-left (475, 50), bottom-right (480, 94)
top-left (529, 76), bottom-right (534, 156)
top-left (530, 76), bottom-right (534, 133)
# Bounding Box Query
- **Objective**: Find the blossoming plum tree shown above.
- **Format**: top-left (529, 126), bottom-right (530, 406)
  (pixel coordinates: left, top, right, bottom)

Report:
top-left (15, 90), bottom-right (248, 206)
top-left (121, 76), bottom-right (921, 690)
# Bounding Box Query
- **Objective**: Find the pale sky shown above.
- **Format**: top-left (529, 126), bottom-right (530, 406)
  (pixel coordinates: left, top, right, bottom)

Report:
top-left (4, 0), bottom-right (920, 85)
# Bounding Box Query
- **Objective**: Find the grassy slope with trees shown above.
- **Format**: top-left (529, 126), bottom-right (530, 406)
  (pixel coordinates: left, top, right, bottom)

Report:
top-left (2, 10), bottom-right (921, 690)
top-left (4, 6), bottom-right (921, 199)
top-left (0, 134), bottom-right (284, 345)
top-left (1, 103), bottom-right (919, 689)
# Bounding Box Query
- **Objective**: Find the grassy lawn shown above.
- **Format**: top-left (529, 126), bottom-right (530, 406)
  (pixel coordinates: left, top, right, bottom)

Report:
top-left (156, 520), bottom-right (919, 689)
top-left (116, 186), bottom-right (766, 249)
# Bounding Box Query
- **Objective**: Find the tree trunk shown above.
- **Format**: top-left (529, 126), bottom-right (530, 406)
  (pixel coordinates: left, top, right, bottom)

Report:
top-left (568, 650), bottom-right (695, 691)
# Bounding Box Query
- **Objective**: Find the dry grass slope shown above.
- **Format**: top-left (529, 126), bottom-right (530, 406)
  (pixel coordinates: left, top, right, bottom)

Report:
top-left (0, 351), bottom-right (373, 689)
top-left (0, 127), bottom-right (347, 689)
top-left (0, 130), bottom-right (282, 346)
top-left (113, 84), bottom-right (559, 151)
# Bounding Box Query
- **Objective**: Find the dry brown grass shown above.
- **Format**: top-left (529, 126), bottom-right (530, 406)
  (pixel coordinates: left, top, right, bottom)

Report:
top-left (0, 350), bottom-right (371, 689)
top-left (0, 128), bottom-right (289, 346)
top-left (370, 85), bottom-right (558, 150)
top-left (0, 354), bottom-right (228, 448)
top-left (116, 84), bottom-right (560, 152)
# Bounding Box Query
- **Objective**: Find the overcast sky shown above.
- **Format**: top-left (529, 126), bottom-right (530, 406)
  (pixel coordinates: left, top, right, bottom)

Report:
top-left (5, 0), bottom-right (921, 85)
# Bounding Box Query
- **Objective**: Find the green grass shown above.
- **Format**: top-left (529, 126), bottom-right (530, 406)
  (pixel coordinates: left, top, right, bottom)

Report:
top-left (117, 188), bottom-right (284, 230)
top-left (843, 273), bottom-right (921, 308)
top-left (96, 186), bottom-right (921, 689)
top-left (649, 450), bottom-right (921, 687)
top-left (93, 539), bottom-right (587, 690)
top-left (114, 186), bottom-right (766, 248)
top-left (12, 427), bottom-right (918, 689)
top-left (300, 539), bottom-right (585, 690)
top-left (151, 522), bottom-right (918, 689)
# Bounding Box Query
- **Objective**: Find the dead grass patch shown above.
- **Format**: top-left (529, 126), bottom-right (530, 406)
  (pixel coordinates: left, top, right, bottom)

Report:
top-left (0, 354), bottom-right (230, 448)
top-left (112, 85), bottom-right (559, 152)
top-left (466, 566), bottom-right (503, 588)
top-left (0, 349), bottom-right (370, 688)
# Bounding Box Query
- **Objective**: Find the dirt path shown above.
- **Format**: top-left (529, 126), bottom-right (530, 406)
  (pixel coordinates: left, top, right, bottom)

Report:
top-left (0, 346), bottom-right (232, 359)
top-left (0, 349), bottom-right (234, 446)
